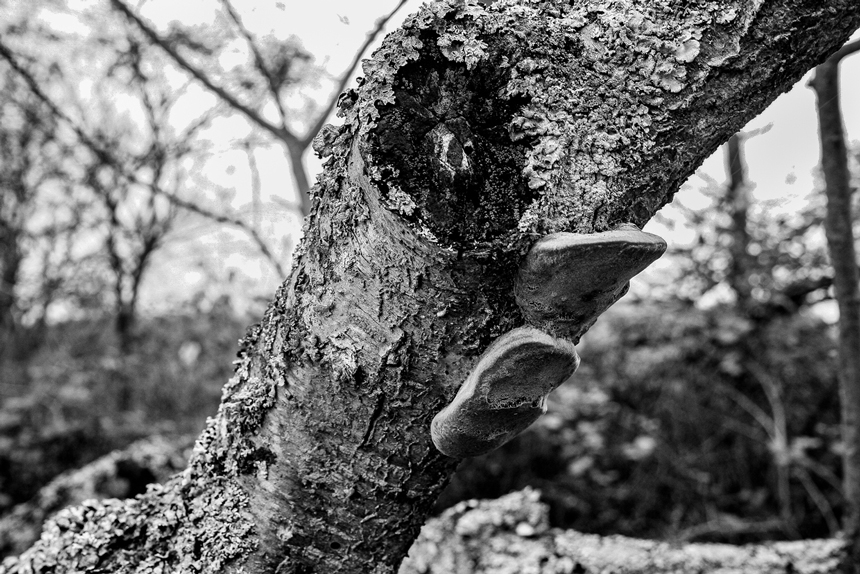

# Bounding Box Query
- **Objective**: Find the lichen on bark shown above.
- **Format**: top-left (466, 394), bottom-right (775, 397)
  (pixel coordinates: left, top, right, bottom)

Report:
top-left (5, 473), bottom-right (257, 574)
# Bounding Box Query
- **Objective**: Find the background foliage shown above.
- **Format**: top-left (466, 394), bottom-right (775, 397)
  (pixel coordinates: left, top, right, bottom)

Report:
top-left (0, 301), bottom-right (245, 515)
top-left (441, 301), bottom-right (843, 542)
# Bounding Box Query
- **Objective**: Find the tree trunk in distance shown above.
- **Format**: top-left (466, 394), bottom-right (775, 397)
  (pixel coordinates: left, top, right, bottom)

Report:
top-left (5, 2), bottom-right (860, 573)
top-left (0, 225), bottom-right (20, 358)
top-left (811, 38), bottom-right (860, 574)
top-left (725, 133), bottom-right (755, 310)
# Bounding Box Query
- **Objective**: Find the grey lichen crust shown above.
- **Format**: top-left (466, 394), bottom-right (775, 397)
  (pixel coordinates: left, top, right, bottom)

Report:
top-left (0, 435), bottom-right (190, 560)
top-left (3, 332), bottom-right (266, 573)
top-left (3, 472), bottom-right (256, 574)
top-left (338, 0), bottom-right (769, 246)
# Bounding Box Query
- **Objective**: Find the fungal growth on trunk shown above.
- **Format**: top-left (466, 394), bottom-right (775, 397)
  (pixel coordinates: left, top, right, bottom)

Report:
top-left (516, 225), bottom-right (667, 342)
top-left (432, 225), bottom-right (666, 458)
top-left (431, 326), bottom-right (580, 458)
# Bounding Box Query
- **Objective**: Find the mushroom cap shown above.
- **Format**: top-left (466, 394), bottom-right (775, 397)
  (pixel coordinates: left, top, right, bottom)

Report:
top-left (431, 327), bottom-right (579, 458)
top-left (515, 227), bottom-right (666, 341)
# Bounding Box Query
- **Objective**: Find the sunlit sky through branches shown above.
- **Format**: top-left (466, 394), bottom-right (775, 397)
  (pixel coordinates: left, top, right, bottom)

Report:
top-left (8, 1), bottom-right (860, 320)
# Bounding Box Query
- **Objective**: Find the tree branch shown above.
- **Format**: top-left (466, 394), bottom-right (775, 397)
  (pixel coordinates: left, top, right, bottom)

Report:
top-left (218, 0), bottom-right (290, 129)
top-left (812, 33), bottom-right (860, 572)
top-left (109, 0), bottom-right (300, 148)
top-left (832, 38), bottom-right (860, 63)
top-left (0, 38), bottom-right (288, 280)
top-left (301, 0), bottom-right (410, 148)
top-left (170, 190), bottom-right (289, 278)
top-left (402, 489), bottom-right (846, 574)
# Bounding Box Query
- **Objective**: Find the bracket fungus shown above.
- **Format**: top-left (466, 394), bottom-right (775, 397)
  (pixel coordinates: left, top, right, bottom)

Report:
top-left (432, 226), bottom-right (665, 458)
top-left (431, 326), bottom-right (580, 458)
top-left (516, 225), bottom-right (667, 342)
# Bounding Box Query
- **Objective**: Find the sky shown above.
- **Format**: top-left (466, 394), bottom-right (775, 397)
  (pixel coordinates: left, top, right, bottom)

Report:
top-left (638, 28), bottom-right (860, 316)
top-left (678, 33), bottom-right (860, 213)
top-left (137, 2), bottom-right (860, 317)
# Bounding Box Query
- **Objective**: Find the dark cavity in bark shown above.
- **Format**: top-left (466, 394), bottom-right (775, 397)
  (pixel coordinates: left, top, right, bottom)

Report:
top-left (372, 31), bottom-right (534, 249)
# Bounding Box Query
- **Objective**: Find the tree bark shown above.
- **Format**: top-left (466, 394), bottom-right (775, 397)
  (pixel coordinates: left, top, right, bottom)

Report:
top-left (4, 1), bottom-right (860, 573)
top-left (810, 38), bottom-right (860, 574)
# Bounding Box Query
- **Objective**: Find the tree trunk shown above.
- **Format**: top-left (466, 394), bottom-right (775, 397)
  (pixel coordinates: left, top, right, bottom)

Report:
top-left (725, 133), bottom-right (756, 310)
top-left (5, 1), bottom-right (860, 573)
top-left (287, 141), bottom-right (312, 217)
top-left (811, 39), bottom-right (860, 574)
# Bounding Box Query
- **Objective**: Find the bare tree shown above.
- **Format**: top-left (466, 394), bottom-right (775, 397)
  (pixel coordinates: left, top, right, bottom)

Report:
top-left (810, 37), bottom-right (860, 573)
top-left (0, 25), bottom-right (207, 350)
top-left (110, 0), bottom-right (410, 216)
top-left (3, 2), bottom-right (860, 573)
top-left (0, 10), bottom-right (290, 341)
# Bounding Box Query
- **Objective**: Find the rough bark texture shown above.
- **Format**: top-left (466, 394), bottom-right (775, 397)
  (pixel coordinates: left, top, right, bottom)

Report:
top-left (401, 489), bottom-right (846, 574)
top-left (811, 42), bottom-right (860, 574)
top-left (4, 1), bottom-right (860, 573)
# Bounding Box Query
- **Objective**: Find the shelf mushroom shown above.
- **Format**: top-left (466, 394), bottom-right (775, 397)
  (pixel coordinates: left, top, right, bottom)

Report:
top-left (432, 225), bottom-right (666, 458)
top-left (515, 225), bottom-right (667, 342)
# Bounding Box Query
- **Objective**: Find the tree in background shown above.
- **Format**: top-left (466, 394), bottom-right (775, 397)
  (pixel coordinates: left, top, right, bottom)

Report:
top-left (0, 64), bottom-right (104, 362)
top-left (656, 131), bottom-right (832, 317)
top-left (811, 37), bottom-right (860, 571)
top-left (672, 132), bottom-right (837, 536)
top-left (110, 0), bottom-right (410, 217)
top-left (0, 7), bottom-right (194, 348)
top-left (73, 28), bottom-right (214, 350)
top-left (3, 2), bottom-right (858, 573)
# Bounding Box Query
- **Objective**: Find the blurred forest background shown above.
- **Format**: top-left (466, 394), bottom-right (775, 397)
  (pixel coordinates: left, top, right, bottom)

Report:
top-left (1, 0), bottom-right (860, 563)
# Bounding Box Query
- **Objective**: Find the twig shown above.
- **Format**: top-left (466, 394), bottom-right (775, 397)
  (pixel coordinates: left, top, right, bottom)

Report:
top-left (793, 466), bottom-right (841, 535)
top-left (831, 38), bottom-right (860, 63)
top-left (218, 0), bottom-right (290, 128)
top-left (109, 0), bottom-right (300, 148)
top-left (302, 0), bottom-right (410, 147)
top-left (159, 191), bottom-right (287, 279)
